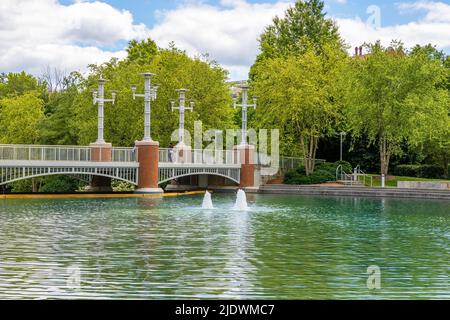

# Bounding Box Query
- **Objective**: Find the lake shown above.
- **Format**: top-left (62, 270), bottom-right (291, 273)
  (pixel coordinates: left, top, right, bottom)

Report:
top-left (0, 193), bottom-right (448, 299)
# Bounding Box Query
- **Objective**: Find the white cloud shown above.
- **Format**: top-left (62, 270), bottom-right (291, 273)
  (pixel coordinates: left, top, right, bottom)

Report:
top-left (335, 1), bottom-right (450, 54)
top-left (398, 1), bottom-right (450, 23)
top-left (1, 0), bottom-right (449, 81)
top-left (148, 0), bottom-right (450, 79)
top-left (0, 0), bottom-right (147, 75)
top-left (149, 0), bottom-right (294, 79)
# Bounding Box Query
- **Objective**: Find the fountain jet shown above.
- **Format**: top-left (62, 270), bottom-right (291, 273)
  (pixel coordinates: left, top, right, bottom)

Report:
top-left (233, 189), bottom-right (249, 211)
top-left (201, 191), bottom-right (214, 209)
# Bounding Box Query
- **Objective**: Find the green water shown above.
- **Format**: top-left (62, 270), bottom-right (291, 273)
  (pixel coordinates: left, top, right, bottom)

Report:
top-left (0, 194), bottom-right (448, 299)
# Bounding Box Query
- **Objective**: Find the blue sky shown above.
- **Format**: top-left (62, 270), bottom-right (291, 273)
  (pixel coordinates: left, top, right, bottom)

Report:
top-left (1, 0), bottom-right (449, 80)
top-left (55, 0), bottom-right (430, 28)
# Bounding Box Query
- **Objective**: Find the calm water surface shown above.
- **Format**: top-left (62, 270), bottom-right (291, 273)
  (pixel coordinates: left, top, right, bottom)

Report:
top-left (0, 194), bottom-right (448, 299)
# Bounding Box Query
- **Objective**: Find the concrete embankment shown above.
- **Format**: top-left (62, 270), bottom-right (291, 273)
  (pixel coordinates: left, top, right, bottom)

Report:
top-left (259, 184), bottom-right (450, 200)
top-left (0, 190), bottom-right (206, 200)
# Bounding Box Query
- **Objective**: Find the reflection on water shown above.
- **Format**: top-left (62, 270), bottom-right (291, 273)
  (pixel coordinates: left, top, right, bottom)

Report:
top-left (0, 194), bottom-right (448, 299)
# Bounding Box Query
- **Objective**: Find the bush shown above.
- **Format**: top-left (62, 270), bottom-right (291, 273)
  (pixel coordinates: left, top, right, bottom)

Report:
top-left (284, 161), bottom-right (346, 185)
top-left (39, 175), bottom-right (85, 193)
top-left (333, 160), bottom-right (353, 173)
top-left (394, 164), bottom-right (445, 179)
top-left (393, 165), bottom-right (420, 177)
top-left (9, 179), bottom-right (33, 193)
top-left (111, 180), bottom-right (135, 192)
top-left (420, 165), bottom-right (445, 179)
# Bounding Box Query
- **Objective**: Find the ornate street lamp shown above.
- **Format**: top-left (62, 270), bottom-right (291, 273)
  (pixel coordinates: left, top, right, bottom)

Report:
top-left (131, 73), bottom-right (159, 142)
top-left (171, 89), bottom-right (194, 146)
top-left (92, 78), bottom-right (116, 144)
top-left (233, 84), bottom-right (257, 145)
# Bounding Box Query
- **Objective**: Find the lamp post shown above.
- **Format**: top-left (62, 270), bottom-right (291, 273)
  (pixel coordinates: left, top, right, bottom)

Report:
top-left (131, 73), bottom-right (158, 142)
top-left (339, 132), bottom-right (346, 161)
top-left (171, 89), bottom-right (194, 146)
top-left (233, 85), bottom-right (257, 145)
top-left (92, 78), bottom-right (116, 144)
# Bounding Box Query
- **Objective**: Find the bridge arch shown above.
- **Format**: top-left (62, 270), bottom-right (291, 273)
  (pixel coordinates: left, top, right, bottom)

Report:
top-left (158, 167), bottom-right (240, 185)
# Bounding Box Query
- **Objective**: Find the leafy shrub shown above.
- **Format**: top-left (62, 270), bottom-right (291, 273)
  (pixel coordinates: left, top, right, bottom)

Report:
top-left (393, 165), bottom-right (420, 177)
top-left (419, 165), bottom-right (445, 179)
top-left (111, 180), bottom-right (135, 192)
top-left (394, 164), bottom-right (445, 179)
top-left (284, 161), bottom-right (348, 185)
top-left (39, 175), bottom-right (85, 193)
top-left (332, 160), bottom-right (353, 173)
top-left (9, 179), bottom-right (33, 193)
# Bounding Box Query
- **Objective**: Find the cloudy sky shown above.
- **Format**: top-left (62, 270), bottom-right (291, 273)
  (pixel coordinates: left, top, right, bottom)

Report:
top-left (1, 0), bottom-right (449, 80)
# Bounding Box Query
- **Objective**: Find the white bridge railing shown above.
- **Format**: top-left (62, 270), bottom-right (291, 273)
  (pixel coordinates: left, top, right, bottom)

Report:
top-left (159, 148), bottom-right (240, 165)
top-left (0, 144), bottom-right (136, 162)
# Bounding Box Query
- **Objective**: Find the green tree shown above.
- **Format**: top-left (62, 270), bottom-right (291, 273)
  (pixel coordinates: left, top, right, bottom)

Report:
top-left (252, 45), bottom-right (346, 175)
top-left (0, 71), bottom-right (47, 98)
top-left (38, 72), bottom-right (82, 145)
top-left (409, 45), bottom-right (450, 176)
top-left (345, 41), bottom-right (449, 176)
top-left (126, 39), bottom-right (158, 65)
top-left (251, 0), bottom-right (344, 80)
top-left (0, 91), bottom-right (45, 144)
top-left (74, 41), bottom-right (234, 147)
top-left (249, 0), bottom-right (347, 174)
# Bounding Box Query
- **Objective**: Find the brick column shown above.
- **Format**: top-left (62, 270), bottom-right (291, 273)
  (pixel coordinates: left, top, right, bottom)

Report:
top-left (233, 144), bottom-right (255, 188)
top-left (89, 142), bottom-right (112, 192)
top-left (135, 140), bottom-right (163, 194)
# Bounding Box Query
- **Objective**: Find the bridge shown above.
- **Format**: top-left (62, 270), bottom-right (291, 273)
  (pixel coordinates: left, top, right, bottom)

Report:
top-left (0, 144), bottom-right (243, 191)
top-left (0, 78), bottom-right (270, 193)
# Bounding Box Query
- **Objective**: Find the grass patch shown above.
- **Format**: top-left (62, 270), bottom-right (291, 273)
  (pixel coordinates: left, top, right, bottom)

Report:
top-left (366, 175), bottom-right (450, 188)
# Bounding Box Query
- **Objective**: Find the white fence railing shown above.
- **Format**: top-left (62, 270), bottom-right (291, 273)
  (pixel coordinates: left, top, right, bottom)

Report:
top-left (280, 156), bottom-right (326, 172)
top-left (112, 148), bottom-right (137, 162)
top-left (159, 148), bottom-right (240, 165)
top-left (0, 145), bottom-right (136, 162)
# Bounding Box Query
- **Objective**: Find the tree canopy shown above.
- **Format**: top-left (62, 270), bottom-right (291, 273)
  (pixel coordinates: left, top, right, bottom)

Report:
top-left (344, 41), bottom-right (450, 175)
top-left (73, 43), bottom-right (235, 147)
top-left (250, 0), bottom-right (347, 174)
top-left (252, 44), bottom-right (347, 174)
top-left (0, 91), bottom-right (45, 144)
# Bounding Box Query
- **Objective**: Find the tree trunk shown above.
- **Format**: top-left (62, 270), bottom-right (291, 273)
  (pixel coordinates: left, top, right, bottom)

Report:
top-left (301, 135), bottom-right (319, 176)
top-left (379, 137), bottom-right (390, 176)
top-left (443, 158), bottom-right (449, 179)
top-left (32, 178), bottom-right (40, 193)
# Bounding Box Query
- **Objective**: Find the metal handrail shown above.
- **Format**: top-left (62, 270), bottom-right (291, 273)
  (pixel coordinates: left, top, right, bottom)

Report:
top-left (336, 164), bottom-right (358, 186)
top-left (355, 167), bottom-right (373, 187)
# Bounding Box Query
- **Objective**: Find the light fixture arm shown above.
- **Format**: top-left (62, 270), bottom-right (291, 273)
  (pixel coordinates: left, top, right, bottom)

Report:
top-left (172, 89), bottom-right (194, 145)
top-left (131, 72), bottom-right (158, 142)
top-left (233, 85), bottom-right (257, 145)
top-left (92, 78), bottom-right (116, 144)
